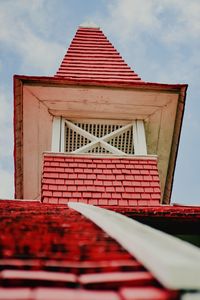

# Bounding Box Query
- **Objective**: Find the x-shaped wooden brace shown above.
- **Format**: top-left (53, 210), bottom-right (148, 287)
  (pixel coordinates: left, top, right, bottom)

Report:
top-left (65, 120), bottom-right (134, 155)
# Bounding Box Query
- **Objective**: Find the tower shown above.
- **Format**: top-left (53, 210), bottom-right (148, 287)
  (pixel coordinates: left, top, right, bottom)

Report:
top-left (0, 24), bottom-right (199, 299)
top-left (14, 24), bottom-right (187, 205)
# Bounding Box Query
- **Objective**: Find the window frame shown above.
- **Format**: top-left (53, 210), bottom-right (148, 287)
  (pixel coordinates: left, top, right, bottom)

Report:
top-left (51, 117), bottom-right (147, 155)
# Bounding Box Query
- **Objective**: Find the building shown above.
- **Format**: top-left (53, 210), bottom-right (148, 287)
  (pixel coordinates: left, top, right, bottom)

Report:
top-left (1, 24), bottom-right (200, 300)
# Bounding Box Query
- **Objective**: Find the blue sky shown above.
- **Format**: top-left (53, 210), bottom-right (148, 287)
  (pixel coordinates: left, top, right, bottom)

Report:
top-left (0, 0), bottom-right (200, 204)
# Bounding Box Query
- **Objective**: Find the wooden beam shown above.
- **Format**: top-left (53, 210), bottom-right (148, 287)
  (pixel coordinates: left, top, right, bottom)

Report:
top-left (70, 122), bottom-right (133, 154)
top-left (65, 119), bottom-right (147, 155)
top-left (51, 117), bottom-right (61, 152)
top-left (102, 123), bottom-right (133, 142)
top-left (100, 140), bottom-right (125, 155)
top-left (73, 140), bottom-right (100, 154)
top-left (133, 120), bottom-right (147, 155)
top-left (60, 117), bottom-right (65, 152)
top-left (65, 120), bottom-right (97, 142)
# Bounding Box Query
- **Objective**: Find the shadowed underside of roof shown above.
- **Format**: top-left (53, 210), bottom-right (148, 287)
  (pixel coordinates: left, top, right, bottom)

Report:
top-left (55, 25), bottom-right (143, 83)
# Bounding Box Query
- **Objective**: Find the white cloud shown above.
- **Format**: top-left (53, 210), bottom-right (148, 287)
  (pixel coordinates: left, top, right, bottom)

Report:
top-left (105, 0), bottom-right (161, 39)
top-left (0, 88), bottom-right (13, 158)
top-left (0, 0), bottom-right (65, 74)
top-left (0, 169), bottom-right (14, 199)
top-left (161, 0), bottom-right (200, 43)
top-left (102, 0), bottom-right (200, 44)
top-left (12, 25), bottom-right (65, 74)
top-left (0, 87), bottom-right (14, 199)
top-left (95, 0), bottom-right (200, 86)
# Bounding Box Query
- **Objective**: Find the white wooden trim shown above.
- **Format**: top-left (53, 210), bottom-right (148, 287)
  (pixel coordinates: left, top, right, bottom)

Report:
top-left (68, 202), bottom-right (200, 290)
top-left (182, 293), bottom-right (200, 300)
top-left (74, 140), bottom-right (125, 155)
top-left (60, 117), bottom-right (65, 152)
top-left (44, 152), bottom-right (157, 159)
top-left (73, 140), bottom-right (100, 154)
top-left (136, 120), bottom-right (147, 155)
top-left (65, 120), bottom-right (96, 142)
top-left (51, 117), bottom-right (61, 152)
top-left (133, 120), bottom-right (147, 155)
top-left (100, 140), bottom-right (125, 155)
top-left (53, 119), bottom-right (147, 155)
top-left (102, 123), bottom-right (133, 142)
top-left (65, 120), bottom-right (134, 155)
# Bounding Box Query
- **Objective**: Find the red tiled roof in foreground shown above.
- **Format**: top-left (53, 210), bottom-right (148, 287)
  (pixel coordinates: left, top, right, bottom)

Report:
top-left (42, 154), bottom-right (161, 206)
top-left (55, 26), bottom-right (143, 83)
top-left (0, 200), bottom-right (178, 300)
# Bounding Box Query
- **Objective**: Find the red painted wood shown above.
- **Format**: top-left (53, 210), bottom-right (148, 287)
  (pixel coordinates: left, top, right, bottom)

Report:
top-left (55, 27), bottom-right (143, 83)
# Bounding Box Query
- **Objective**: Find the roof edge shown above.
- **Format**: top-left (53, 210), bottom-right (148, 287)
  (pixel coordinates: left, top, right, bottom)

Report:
top-left (162, 84), bottom-right (187, 204)
top-left (14, 76), bottom-right (24, 199)
top-left (13, 74), bottom-right (188, 92)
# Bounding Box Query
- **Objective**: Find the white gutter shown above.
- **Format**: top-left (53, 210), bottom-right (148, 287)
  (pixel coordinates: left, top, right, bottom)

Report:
top-left (182, 293), bottom-right (200, 300)
top-left (68, 202), bottom-right (200, 290)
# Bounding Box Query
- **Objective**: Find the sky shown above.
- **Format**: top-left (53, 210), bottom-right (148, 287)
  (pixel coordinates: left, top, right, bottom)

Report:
top-left (0, 0), bottom-right (200, 205)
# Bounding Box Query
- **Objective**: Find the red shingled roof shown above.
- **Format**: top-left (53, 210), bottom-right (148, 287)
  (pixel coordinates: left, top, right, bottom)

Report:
top-left (42, 154), bottom-right (161, 206)
top-left (55, 26), bottom-right (143, 83)
top-left (0, 200), bottom-right (178, 300)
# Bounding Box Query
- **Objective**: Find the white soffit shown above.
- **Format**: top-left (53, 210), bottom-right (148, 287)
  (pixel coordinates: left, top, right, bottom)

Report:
top-left (68, 202), bottom-right (200, 290)
top-left (22, 83), bottom-right (182, 203)
top-left (24, 85), bottom-right (179, 120)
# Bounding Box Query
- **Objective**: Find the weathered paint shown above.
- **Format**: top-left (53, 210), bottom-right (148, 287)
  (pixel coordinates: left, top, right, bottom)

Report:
top-left (23, 86), bottom-right (52, 199)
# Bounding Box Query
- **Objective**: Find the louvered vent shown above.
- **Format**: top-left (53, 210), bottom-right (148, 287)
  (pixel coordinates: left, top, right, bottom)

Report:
top-left (65, 121), bottom-right (134, 154)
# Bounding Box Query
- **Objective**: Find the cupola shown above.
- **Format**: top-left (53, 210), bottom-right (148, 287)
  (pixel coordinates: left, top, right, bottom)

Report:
top-left (14, 25), bottom-right (187, 204)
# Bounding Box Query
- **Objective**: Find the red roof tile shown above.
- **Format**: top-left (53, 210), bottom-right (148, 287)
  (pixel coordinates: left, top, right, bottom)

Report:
top-left (120, 287), bottom-right (178, 300)
top-left (79, 271), bottom-right (155, 289)
top-left (41, 154), bottom-right (161, 206)
top-left (1, 270), bottom-right (77, 287)
top-left (109, 205), bottom-right (200, 217)
top-left (55, 26), bottom-right (143, 83)
top-left (0, 288), bottom-right (32, 300)
top-left (0, 200), bottom-right (178, 299)
top-left (35, 288), bottom-right (120, 300)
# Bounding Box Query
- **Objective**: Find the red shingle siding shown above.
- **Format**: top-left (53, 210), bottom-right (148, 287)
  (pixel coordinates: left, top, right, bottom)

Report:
top-left (41, 154), bottom-right (161, 206)
top-left (55, 27), bottom-right (143, 83)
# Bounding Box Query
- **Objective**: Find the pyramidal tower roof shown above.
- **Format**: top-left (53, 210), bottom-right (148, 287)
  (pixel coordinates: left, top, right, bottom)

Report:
top-left (55, 24), bottom-right (143, 83)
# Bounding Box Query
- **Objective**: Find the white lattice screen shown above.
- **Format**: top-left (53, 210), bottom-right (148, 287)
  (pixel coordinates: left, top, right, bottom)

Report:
top-left (51, 118), bottom-right (147, 155)
top-left (65, 122), bottom-right (134, 154)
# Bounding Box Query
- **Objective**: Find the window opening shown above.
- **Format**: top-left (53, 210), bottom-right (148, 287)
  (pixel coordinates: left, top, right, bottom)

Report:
top-left (52, 118), bottom-right (147, 155)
